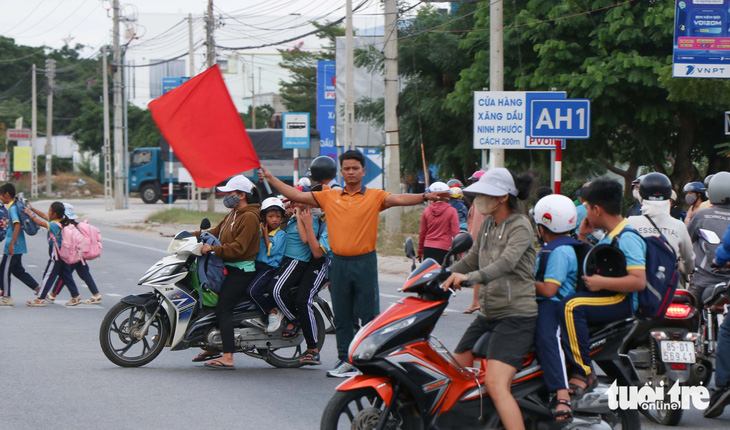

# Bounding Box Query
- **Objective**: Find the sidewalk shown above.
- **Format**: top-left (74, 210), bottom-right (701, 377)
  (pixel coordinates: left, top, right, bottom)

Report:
top-left (35, 197), bottom-right (413, 277)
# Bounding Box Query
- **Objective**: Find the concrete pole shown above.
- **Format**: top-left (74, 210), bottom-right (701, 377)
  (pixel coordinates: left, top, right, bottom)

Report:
top-left (251, 55), bottom-right (256, 130)
top-left (344, 0), bottom-right (355, 151)
top-left (103, 47), bottom-right (113, 210)
top-left (206, 0), bottom-right (216, 212)
top-left (489, 0), bottom-right (504, 168)
top-left (31, 64), bottom-right (38, 198)
top-left (113, 0), bottom-right (124, 209)
top-left (188, 13), bottom-right (200, 211)
top-left (384, 0), bottom-right (401, 233)
top-left (45, 58), bottom-right (54, 196)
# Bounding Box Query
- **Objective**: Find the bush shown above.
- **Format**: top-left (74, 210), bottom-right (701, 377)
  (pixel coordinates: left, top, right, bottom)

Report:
top-left (36, 155), bottom-right (73, 174)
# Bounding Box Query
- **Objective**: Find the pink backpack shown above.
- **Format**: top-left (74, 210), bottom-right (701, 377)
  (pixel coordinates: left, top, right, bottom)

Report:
top-left (51, 223), bottom-right (84, 265)
top-left (76, 220), bottom-right (103, 260)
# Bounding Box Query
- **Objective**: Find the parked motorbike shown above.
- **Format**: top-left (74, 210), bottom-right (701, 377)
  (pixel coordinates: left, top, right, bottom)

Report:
top-left (320, 233), bottom-right (641, 429)
top-left (99, 219), bottom-right (334, 368)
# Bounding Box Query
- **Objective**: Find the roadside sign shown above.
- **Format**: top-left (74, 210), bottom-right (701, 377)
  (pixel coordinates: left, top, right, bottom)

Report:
top-left (673, 0), bottom-right (730, 78)
top-left (161, 77), bottom-right (189, 95)
top-left (6, 129), bottom-right (31, 140)
top-left (530, 99), bottom-right (591, 139)
top-left (473, 91), bottom-right (566, 150)
top-left (283, 112), bottom-right (310, 149)
top-left (725, 111), bottom-right (730, 135)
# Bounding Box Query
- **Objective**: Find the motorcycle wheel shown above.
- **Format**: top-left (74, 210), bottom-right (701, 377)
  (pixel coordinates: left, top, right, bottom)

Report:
top-left (602, 409), bottom-right (641, 429)
top-left (320, 388), bottom-right (423, 430)
top-left (99, 301), bottom-right (169, 367)
top-left (263, 309), bottom-right (326, 368)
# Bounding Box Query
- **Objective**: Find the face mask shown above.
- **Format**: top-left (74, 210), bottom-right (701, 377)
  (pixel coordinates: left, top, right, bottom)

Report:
top-left (223, 194), bottom-right (241, 208)
top-left (685, 194), bottom-right (698, 206)
top-left (632, 188), bottom-right (641, 202)
top-left (310, 208), bottom-right (323, 218)
top-left (475, 195), bottom-right (500, 216)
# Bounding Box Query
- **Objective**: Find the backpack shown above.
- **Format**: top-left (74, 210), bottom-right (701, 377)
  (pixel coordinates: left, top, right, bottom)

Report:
top-left (0, 204), bottom-right (9, 242)
top-left (613, 216), bottom-right (680, 320)
top-left (535, 235), bottom-right (592, 299)
top-left (51, 223), bottom-right (85, 265)
top-left (195, 232), bottom-right (227, 294)
top-left (76, 220), bottom-right (103, 260)
top-left (14, 198), bottom-right (39, 236)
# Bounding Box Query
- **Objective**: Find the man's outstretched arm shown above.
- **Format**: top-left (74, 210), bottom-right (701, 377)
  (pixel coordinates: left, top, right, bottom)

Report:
top-left (259, 167), bottom-right (319, 207)
top-left (383, 191), bottom-right (450, 209)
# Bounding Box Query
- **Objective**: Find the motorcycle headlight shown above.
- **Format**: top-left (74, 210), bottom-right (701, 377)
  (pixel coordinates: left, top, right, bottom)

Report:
top-left (351, 316), bottom-right (417, 361)
top-left (138, 263), bottom-right (183, 284)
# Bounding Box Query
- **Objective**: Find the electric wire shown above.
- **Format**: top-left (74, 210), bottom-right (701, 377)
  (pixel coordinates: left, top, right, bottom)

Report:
top-left (3, 0), bottom-right (47, 35)
top-left (7, 0), bottom-right (68, 38)
top-left (20, 0), bottom-right (92, 40)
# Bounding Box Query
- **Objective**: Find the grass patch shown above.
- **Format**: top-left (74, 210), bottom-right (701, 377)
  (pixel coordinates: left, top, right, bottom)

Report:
top-left (377, 207), bottom-right (424, 256)
top-left (146, 208), bottom-right (226, 225)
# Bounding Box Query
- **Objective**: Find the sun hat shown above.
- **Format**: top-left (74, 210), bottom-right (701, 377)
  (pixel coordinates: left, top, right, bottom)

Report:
top-left (468, 170), bottom-right (487, 182)
top-left (63, 203), bottom-right (79, 220)
top-left (217, 175), bottom-right (254, 193)
top-left (463, 168), bottom-right (517, 197)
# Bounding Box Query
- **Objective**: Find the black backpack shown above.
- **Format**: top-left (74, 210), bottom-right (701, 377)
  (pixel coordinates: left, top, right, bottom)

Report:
top-left (535, 236), bottom-right (592, 299)
top-left (13, 198), bottom-right (39, 236)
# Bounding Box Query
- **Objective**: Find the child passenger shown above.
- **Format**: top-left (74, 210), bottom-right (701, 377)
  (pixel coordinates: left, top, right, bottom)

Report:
top-left (24, 201), bottom-right (82, 307)
top-left (532, 194), bottom-right (581, 424)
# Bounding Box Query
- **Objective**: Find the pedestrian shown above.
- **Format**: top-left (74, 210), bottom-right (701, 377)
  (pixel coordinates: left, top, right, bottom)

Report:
top-left (448, 186), bottom-right (469, 231)
top-left (418, 181), bottom-right (460, 263)
top-left (259, 149), bottom-right (450, 378)
top-left (47, 203), bottom-right (103, 304)
top-left (192, 175), bottom-right (261, 370)
top-left (0, 183), bottom-right (40, 306)
top-left (24, 201), bottom-right (83, 307)
top-left (464, 169), bottom-right (487, 314)
top-left (441, 167), bottom-right (537, 430)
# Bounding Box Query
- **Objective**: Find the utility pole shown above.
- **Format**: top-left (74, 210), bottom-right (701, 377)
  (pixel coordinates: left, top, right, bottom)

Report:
top-left (251, 55), bottom-right (256, 130)
top-left (489, 0), bottom-right (504, 168)
top-left (103, 46), bottom-right (113, 210)
top-left (31, 64), bottom-right (38, 198)
top-left (344, 0), bottom-right (355, 151)
top-left (113, 0), bottom-right (124, 209)
top-left (189, 13), bottom-right (200, 211)
top-left (384, 0), bottom-right (401, 233)
top-left (45, 58), bottom-right (54, 196)
top-left (206, 0), bottom-right (216, 212)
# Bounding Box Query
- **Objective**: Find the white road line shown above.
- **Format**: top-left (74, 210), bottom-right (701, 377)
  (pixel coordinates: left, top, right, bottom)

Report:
top-left (103, 237), bottom-right (168, 254)
top-left (106, 293), bottom-right (122, 297)
top-left (27, 264), bottom-right (38, 268)
top-left (379, 293), bottom-right (401, 299)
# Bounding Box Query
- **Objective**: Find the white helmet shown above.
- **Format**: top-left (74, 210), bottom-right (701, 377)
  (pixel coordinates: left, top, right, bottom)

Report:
top-left (261, 197), bottom-right (285, 215)
top-left (297, 177), bottom-right (312, 187)
top-left (533, 194), bottom-right (578, 234)
top-left (427, 181), bottom-right (450, 193)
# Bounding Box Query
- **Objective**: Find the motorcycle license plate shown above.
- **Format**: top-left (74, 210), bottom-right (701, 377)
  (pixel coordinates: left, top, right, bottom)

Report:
top-left (660, 341), bottom-right (695, 363)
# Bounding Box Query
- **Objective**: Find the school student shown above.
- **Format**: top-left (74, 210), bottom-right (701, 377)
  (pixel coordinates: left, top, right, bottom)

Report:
top-left (0, 183), bottom-right (39, 306)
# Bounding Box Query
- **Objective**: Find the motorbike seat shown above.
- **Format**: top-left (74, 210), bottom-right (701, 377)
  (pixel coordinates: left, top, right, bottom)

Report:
top-left (703, 282), bottom-right (729, 307)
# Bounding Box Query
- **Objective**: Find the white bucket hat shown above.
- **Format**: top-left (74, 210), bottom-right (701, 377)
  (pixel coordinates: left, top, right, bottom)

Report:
top-left (463, 167), bottom-right (517, 197)
top-left (217, 175), bottom-right (254, 193)
top-left (63, 203), bottom-right (79, 220)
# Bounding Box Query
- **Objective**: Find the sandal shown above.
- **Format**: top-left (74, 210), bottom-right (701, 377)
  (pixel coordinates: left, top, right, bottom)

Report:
top-left (299, 349), bottom-right (321, 366)
top-left (46, 292), bottom-right (56, 303)
top-left (569, 372), bottom-right (598, 400)
top-left (282, 321), bottom-right (300, 338)
top-left (551, 398), bottom-right (573, 425)
top-left (65, 296), bottom-right (83, 307)
top-left (192, 352), bottom-right (222, 363)
top-left (27, 298), bottom-right (46, 307)
top-left (83, 295), bottom-right (102, 304)
top-left (463, 304), bottom-right (480, 314)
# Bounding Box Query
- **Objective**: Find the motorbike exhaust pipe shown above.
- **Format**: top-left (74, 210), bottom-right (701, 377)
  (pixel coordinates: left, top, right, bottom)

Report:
top-left (689, 363), bottom-right (708, 385)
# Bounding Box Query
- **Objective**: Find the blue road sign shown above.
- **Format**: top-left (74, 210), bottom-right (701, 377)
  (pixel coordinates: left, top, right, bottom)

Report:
top-left (530, 99), bottom-right (591, 139)
top-left (283, 112), bottom-right (310, 149)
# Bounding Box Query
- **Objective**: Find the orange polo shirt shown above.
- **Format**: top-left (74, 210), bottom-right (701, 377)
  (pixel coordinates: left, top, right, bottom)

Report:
top-left (312, 186), bottom-right (390, 256)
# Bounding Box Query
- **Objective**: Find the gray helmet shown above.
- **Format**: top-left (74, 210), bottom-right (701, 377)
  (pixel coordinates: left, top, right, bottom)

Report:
top-left (707, 171), bottom-right (730, 205)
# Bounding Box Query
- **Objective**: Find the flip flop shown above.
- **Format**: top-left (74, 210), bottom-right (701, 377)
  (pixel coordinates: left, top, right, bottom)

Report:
top-left (192, 352), bottom-right (222, 363)
top-left (204, 359), bottom-right (235, 370)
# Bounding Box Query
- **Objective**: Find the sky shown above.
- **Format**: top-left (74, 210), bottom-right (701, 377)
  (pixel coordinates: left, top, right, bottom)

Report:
top-left (1, 0), bottom-right (438, 109)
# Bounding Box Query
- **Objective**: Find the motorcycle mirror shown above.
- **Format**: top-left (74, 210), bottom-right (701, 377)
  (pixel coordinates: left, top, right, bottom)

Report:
top-left (405, 237), bottom-right (415, 259)
top-left (450, 232), bottom-right (473, 255)
top-left (200, 218), bottom-right (211, 230)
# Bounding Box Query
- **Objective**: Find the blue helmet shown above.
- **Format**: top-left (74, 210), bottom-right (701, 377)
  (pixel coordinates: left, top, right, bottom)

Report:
top-left (683, 182), bottom-right (706, 194)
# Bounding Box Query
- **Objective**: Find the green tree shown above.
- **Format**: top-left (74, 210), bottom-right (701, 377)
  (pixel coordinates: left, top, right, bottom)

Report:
top-left (240, 104), bottom-right (275, 129)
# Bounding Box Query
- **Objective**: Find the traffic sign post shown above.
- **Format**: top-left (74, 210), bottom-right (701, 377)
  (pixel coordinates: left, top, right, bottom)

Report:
top-left (283, 112), bottom-right (310, 183)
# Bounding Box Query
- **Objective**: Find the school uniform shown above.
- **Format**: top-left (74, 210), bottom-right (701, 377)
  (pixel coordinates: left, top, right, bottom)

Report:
top-left (246, 226), bottom-right (286, 314)
top-left (0, 200), bottom-right (39, 297)
top-left (38, 220), bottom-right (79, 300)
top-left (534, 245), bottom-right (577, 393)
top-left (559, 220), bottom-right (645, 377)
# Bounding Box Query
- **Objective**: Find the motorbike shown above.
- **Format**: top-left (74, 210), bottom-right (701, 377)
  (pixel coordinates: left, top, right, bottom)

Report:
top-left (99, 219), bottom-right (335, 368)
top-left (320, 233), bottom-right (641, 429)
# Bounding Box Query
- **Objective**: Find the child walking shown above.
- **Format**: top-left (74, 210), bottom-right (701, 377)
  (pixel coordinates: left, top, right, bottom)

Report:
top-left (0, 183), bottom-right (39, 306)
top-left (24, 201), bottom-right (82, 307)
top-left (48, 204), bottom-right (102, 304)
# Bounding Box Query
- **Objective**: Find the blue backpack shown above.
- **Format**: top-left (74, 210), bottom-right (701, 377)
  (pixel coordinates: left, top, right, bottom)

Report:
top-left (535, 236), bottom-right (592, 299)
top-left (613, 216), bottom-right (679, 320)
top-left (195, 232), bottom-right (226, 294)
top-left (13, 198), bottom-right (39, 236)
top-left (0, 204), bottom-right (8, 242)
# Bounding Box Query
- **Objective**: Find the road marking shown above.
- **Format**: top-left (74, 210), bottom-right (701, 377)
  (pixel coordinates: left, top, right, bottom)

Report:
top-left (103, 237), bottom-right (168, 254)
top-left (27, 264), bottom-right (38, 268)
top-left (380, 293), bottom-right (400, 299)
top-left (106, 293), bottom-right (122, 297)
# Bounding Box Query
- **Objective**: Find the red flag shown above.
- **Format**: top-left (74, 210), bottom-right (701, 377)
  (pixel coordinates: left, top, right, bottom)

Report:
top-left (149, 65), bottom-right (259, 187)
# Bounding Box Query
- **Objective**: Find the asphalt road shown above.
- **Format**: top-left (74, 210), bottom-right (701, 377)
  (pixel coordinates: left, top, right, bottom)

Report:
top-left (0, 200), bottom-right (727, 429)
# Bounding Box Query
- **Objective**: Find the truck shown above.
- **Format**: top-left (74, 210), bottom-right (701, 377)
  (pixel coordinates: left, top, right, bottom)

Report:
top-left (129, 128), bottom-right (321, 204)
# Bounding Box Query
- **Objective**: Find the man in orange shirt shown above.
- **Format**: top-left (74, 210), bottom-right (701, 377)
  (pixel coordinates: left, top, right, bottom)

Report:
top-left (260, 150), bottom-right (449, 377)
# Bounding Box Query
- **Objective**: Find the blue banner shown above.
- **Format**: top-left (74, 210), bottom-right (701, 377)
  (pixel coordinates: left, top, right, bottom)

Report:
top-left (673, 0), bottom-right (730, 78)
top-left (317, 61), bottom-right (337, 158)
top-left (161, 77), bottom-right (189, 94)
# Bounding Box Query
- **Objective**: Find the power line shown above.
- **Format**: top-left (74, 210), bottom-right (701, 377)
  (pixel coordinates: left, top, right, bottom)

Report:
top-left (7, 0), bottom-right (69, 38)
top-left (20, 0), bottom-right (93, 40)
top-left (3, 0), bottom-right (47, 35)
